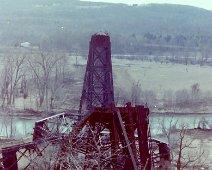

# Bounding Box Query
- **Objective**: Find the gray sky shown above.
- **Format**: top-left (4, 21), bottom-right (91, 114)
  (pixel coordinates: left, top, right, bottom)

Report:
top-left (82, 0), bottom-right (212, 10)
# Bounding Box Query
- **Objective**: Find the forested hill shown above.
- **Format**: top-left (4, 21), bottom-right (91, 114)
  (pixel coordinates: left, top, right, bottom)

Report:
top-left (0, 0), bottom-right (212, 54)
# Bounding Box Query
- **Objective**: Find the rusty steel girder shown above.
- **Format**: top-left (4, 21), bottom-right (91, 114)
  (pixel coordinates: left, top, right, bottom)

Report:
top-left (61, 103), bottom-right (151, 170)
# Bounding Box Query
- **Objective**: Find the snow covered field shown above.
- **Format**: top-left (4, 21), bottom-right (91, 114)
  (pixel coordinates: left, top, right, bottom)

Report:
top-left (69, 55), bottom-right (212, 93)
top-left (113, 58), bottom-right (212, 92)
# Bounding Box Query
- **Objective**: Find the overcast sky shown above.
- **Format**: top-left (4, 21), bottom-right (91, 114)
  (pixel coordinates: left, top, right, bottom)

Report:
top-left (82, 0), bottom-right (212, 11)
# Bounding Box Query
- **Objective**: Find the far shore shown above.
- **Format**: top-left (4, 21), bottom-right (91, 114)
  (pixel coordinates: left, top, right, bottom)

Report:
top-left (151, 111), bottom-right (212, 115)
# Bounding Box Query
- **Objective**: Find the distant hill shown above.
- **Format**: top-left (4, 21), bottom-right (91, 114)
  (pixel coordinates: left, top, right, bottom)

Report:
top-left (0, 0), bottom-right (212, 55)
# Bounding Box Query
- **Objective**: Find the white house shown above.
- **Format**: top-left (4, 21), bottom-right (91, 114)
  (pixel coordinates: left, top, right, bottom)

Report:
top-left (20, 42), bottom-right (31, 48)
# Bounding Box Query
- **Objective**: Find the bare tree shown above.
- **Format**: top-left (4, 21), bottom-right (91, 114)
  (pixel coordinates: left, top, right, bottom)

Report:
top-left (49, 54), bottom-right (67, 109)
top-left (28, 51), bottom-right (66, 110)
top-left (190, 83), bottom-right (201, 106)
top-left (159, 118), bottom-right (208, 169)
top-left (1, 54), bottom-right (26, 107)
top-left (174, 89), bottom-right (190, 108)
top-left (28, 52), bottom-right (65, 110)
top-left (131, 81), bottom-right (142, 105)
top-left (174, 125), bottom-right (207, 170)
top-left (142, 89), bottom-right (157, 108)
top-left (163, 89), bottom-right (174, 108)
top-left (159, 116), bottom-right (178, 147)
top-left (59, 125), bottom-right (125, 170)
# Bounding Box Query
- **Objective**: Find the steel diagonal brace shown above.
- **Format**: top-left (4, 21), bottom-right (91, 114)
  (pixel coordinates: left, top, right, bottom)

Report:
top-left (117, 110), bottom-right (138, 170)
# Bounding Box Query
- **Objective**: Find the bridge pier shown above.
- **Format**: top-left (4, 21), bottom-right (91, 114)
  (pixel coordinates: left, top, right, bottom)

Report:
top-left (2, 149), bottom-right (18, 170)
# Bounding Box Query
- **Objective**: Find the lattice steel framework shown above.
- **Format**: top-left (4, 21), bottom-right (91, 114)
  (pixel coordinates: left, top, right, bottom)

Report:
top-left (67, 103), bottom-right (152, 170)
top-left (1, 113), bottom-right (77, 170)
top-left (79, 32), bottom-right (114, 114)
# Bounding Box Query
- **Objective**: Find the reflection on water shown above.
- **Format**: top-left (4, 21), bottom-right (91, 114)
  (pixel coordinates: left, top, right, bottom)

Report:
top-left (0, 117), bottom-right (36, 138)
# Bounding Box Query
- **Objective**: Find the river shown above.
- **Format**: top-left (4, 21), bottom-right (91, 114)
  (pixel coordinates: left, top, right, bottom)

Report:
top-left (0, 113), bottom-right (211, 138)
top-left (150, 113), bottom-right (212, 136)
top-left (0, 116), bottom-right (37, 138)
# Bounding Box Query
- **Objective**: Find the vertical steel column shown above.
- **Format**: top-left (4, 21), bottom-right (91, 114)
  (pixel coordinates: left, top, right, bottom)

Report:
top-left (136, 105), bottom-right (151, 169)
top-left (33, 121), bottom-right (45, 141)
top-left (117, 110), bottom-right (138, 170)
top-left (126, 103), bottom-right (137, 160)
top-left (2, 149), bottom-right (18, 170)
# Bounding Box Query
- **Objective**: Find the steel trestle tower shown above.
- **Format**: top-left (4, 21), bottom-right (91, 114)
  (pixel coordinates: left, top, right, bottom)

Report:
top-left (79, 32), bottom-right (114, 114)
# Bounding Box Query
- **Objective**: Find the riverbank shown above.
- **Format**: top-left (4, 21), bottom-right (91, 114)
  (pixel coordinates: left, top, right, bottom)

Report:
top-left (0, 136), bottom-right (32, 151)
top-left (0, 107), bottom-right (74, 119)
top-left (151, 111), bottom-right (212, 115)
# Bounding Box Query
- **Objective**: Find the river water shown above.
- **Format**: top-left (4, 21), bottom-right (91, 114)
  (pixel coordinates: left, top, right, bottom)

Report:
top-left (0, 117), bottom-right (36, 138)
top-left (150, 113), bottom-right (212, 136)
top-left (0, 113), bottom-right (211, 138)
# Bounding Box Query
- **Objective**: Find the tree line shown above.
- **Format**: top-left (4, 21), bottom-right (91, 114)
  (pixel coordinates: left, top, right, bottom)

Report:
top-left (0, 50), bottom-right (69, 111)
top-left (1, 1), bottom-right (212, 58)
top-left (115, 81), bottom-right (212, 112)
